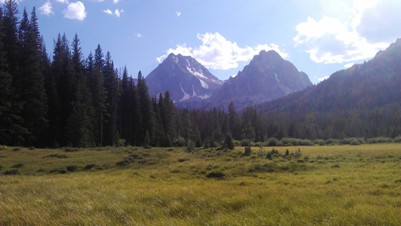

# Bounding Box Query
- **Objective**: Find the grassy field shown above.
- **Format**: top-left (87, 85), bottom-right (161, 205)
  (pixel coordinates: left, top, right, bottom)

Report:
top-left (0, 144), bottom-right (400, 225)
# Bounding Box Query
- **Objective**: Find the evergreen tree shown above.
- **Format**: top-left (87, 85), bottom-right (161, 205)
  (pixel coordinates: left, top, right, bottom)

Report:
top-left (2, 0), bottom-right (18, 73)
top-left (65, 34), bottom-right (94, 147)
top-left (0, 8), bottom-right (14, 144)
top-left (1, 0), bottom-right (27, 145)
top-left (17, 8), bottom-right (48, 146)
top-left (119, 67), bottom-right (130, 142)
top-left (224, 133), bottom-right (234, 150)
top-left (90, 45), bottom-right (107, 146)
top-left (50, 34), bottom-right (73, 146)
top-left (228, 101), bottom-right (240, 139)
top-left (137, 71), bottom-right (154, 145)
top-left (102, 51), bottom-right (120, 145)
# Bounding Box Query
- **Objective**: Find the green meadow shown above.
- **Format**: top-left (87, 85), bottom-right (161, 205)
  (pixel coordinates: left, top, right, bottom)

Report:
top-left (1, 144), bottom-right (400, 225)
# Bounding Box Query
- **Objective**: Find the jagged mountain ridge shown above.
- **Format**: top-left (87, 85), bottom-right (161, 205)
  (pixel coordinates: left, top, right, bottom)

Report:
top-left (208, 50), bottom-right (312, 109)
top-left (146, 53), bottom-right (222, 102)
top-left (259, 38), bottom-right (401, 113)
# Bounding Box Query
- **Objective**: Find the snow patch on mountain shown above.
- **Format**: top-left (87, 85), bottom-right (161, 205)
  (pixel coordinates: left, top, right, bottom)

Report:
top-left (180, 83), bottom-right (190, 101)
top-left (186, 66), bottom-right (208, 80)
top-left (199, 79), bottom-right (209, 89)
top-left (275, 73), bottom-right (280, 83)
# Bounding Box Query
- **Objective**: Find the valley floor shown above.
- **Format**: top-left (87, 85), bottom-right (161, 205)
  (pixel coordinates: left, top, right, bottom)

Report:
top-left (0, 144), bottom-right (400, 225)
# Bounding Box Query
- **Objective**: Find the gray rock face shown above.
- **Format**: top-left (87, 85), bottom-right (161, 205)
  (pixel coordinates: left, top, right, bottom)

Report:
top-left (146, 53), bottom-right (222, 102)
top-left (210, 50), bottom-right (312, 109)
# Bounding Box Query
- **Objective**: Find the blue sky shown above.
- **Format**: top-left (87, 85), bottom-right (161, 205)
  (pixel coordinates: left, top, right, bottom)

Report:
top-left (9, 0), bottom-right (401, 83)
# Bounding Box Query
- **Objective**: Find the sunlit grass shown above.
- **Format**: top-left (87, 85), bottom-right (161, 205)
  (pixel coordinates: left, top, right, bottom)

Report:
top-left (1, 144), bottom-right (400, 225)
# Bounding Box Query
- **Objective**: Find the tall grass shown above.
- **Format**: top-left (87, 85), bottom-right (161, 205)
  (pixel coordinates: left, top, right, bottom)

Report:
top-left (1, 144), bottom-right (400, 225)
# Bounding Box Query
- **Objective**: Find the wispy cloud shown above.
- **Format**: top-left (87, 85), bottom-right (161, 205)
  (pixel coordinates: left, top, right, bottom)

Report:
top-left (39, 1), bottom-right (54, 16)
top-left (64, 1), bottom-right (87, 21)
top-left (176, 11), bottom-right (181, 17)
top-left (135, 33), bottom-right (143, 38)
top-left (157, 32), bottom-right (287, 70)
top-left (103, 9), bottom-right (113, 15)
top-left (103, 8), bottom-right (123, 17)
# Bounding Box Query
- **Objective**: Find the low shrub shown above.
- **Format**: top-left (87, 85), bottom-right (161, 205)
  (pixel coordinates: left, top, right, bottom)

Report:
top-left (116, 159), bottom-right (130, 166)
top-left (240, 139), bottom-right (251, 147)
top-left (243, 146), bottom-right (252, 156)
top-left (206, 171), bottom-right (225, 179)
top-left (12, 163), bottom-right (23, 168)
top-left (44, 154), bottom-right (68, 158)
top-left (341, 137), bottom-right (364, 145)
top-left (4, 169), bottom-right (19, 175)
top-left (266, 137), bottom-right (279, 146)
top-left (83, 164), bottom-right (97, 170)
top-left (66, 165), bottom-right (77, 172)
top-left (366, 137), bottom-right (392, 144)
top-left (64, 148), bottom-right (79, 152)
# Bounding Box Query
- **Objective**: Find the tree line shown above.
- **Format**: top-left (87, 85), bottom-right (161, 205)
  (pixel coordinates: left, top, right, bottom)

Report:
top-left (1, 1), bottom-right (399, 148)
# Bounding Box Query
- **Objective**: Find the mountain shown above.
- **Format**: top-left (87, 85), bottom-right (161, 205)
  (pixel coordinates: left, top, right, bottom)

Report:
top-left (146, 53), bottom-right (222, 102)
top-left (210, 50), bottom-right (312, 109)
top-left (260, 38), bottom-right (401, 113)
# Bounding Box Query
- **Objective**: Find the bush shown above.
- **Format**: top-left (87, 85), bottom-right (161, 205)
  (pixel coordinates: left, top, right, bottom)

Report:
top-left (66, 165), bottom-right (77, 172)
top-left (4, 169), bottom-right (19, 175)
top-left (240, 139), bottom-right (251, 147)
top-left (366, 137), bottom-right (392, 144)
top-left (64, 148), bottom-right (79, 152)
top-left (12, 163), bottom-right (23, 168)
top-left (186, 141), bottom-right (195, 153)
top-left (83, 164), bottom-right (97, 170)
top-left (174, 136), bottom-right (186, 147)
top-left (280, 137), bottom-right (313, 146)
top-left (116, 159), bottom-right (130, 166)
top-left (325, 139), bottom-right (339, 145)
top-left (224, 134), bottom-right (234, 150)
top-left (341, 137), bottom-right (364, 145)
top-left (117, 139), bottom-right (127, 147)
top-left (313, 139), bottom-right (326, 146)
top-left (206, 171), bottom-right (225, 179)
top-left (266, 137), bottom-right (279, 146)
top-left (243, 146), bottom-right (252, 156)
top-left (45, 154), bottom-right (68, 158)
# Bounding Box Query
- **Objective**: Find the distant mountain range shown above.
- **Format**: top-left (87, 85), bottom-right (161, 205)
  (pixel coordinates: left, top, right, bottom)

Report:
top-left (259, 38), bottom-right (401, 113)
top-left (146, 50), bottom-right (312, 109)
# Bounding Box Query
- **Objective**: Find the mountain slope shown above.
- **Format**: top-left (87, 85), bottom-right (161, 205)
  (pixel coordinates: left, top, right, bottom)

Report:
top-left (146, 53), bottom-right (222, 102)
top-left (211, 50), bottom-right (312, 109)
top-left (260, 39), bottom-right (401, 113)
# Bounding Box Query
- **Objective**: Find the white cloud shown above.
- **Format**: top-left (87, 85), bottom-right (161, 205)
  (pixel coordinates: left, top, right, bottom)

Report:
top-left (103, 9), bottom-right (113, 15)
top-left (113, 0), bottom-right (119, 3)
top-left (157, 32), bottom-right (287, 70)
top-left (39, 1), bottom-right (53, 16)
top-left (176, 11), bottom-right (181, 17)
top-left (114, 9), bottom-right (122, 17)
top-left (344, 63), bottom-right (354, 69)
top-left (135, 33), bottom-right (143, 38)
top-left (55, 0), bottom-right (68, 3)
top-left (318, 75), bottom-right (329, 82)
top-left (103, 8), bottom-right (123, 17)
top-left (64, 1), bottom-right (87, 21)
top-left (293, 0), bottom-right (396, 64)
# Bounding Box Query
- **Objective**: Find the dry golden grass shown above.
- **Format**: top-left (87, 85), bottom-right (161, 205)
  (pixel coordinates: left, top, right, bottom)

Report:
top-left (1, 144), bottom-right (400, 225)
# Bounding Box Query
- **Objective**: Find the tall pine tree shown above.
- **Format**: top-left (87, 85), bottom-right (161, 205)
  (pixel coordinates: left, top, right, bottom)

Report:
top-left (17, 8), bottom-right (48, 146)
top-left (66, 34), bottom-right (94, 147)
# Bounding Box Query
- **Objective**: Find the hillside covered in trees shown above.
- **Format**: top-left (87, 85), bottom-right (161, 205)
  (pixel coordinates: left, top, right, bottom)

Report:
top-left (0, 2), bottom-right (236, 148)
top-left (0, 1), bottom-right (400, 148)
